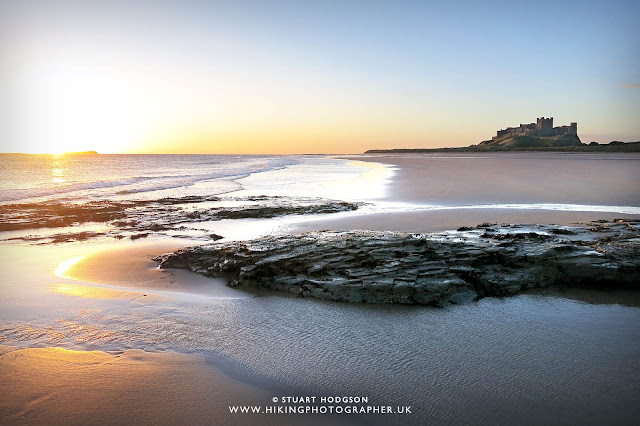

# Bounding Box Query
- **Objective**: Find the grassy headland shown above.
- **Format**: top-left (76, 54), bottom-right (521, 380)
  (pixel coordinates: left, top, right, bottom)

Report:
top-left (366, 135), bottom-right (640, 153)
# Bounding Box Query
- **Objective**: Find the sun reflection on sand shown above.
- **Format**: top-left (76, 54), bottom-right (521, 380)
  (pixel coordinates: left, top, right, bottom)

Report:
top-left (321, 160), bottom-right (394, 200)
top-left (54, 256), bottom-right (86, 279)
top-left (56, 319), bottom-right (118, 344)
top-left (52, 283), bottom-right (134, 299)
top-left (52, 256), bottom-right (145, 299)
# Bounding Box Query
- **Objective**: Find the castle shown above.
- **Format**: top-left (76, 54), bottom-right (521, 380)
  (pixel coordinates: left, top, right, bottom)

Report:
top-left (492, 117), bottom-right (577, 140)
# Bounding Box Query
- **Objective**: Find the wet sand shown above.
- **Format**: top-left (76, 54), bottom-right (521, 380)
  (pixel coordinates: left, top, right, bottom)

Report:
top-left (0, 243), bottom-right (326, 425)
top-left (345, 153), bottom-right (640, 206)
top-left (0, 345), bottom-right (275, 425)
top-left (290, 207), bottom-right (637, 234)
top-left (18, 241), bottom-right (638, 425)
top-left (292, 152), bottom-right (639, 233)
top-left (62, 241), bottom-right (245, 298)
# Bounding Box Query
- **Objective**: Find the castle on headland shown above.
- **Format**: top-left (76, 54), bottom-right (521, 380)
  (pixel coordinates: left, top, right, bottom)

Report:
top-left (492, 117), bottom-right (577, 141)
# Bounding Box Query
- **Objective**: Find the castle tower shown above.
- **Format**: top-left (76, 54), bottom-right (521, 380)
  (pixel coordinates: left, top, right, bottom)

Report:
top-left (569, 122), bottom-right (577, 135)
top-left (536, 117), bottom-right (553, 130)
top-left (535, 117), bottom-right (553, 135)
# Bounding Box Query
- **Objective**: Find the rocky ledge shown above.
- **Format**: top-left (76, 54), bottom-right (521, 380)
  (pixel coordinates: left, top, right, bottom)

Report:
top-left (0, 196), bottom-right (360, 243)
top-left (155, 220), bottom-right (640, 306)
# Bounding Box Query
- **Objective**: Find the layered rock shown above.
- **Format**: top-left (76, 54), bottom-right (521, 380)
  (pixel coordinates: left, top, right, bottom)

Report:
top-left (155, 220), bottom-right (640, 306)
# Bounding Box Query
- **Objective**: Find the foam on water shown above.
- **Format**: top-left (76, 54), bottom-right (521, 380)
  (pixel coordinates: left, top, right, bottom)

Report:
top-left (231, 157), bottom-right (395, 201)
top-left (0, 154), bottom-right (302, 203)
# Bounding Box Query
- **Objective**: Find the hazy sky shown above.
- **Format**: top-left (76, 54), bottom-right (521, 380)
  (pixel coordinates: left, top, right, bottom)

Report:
top-left (2, 0), bottom-right (639, 154)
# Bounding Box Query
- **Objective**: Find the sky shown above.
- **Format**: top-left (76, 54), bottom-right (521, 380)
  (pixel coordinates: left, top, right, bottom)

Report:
top-left (1, 0), bottom-right (639, 154)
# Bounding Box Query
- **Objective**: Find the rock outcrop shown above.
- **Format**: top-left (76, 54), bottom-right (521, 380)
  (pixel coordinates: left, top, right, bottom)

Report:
top-left (155, 220), bottom-right (640, 306)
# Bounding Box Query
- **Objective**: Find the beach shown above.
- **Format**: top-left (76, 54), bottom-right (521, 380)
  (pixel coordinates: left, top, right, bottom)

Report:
top-left (293, 152), bottom-right (640, 233)
top-left (2, 153), bottom-right (640, 424)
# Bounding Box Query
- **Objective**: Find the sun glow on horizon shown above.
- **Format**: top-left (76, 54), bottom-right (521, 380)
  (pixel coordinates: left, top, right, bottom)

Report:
top-left (17, 60), bottom-right (140, 154)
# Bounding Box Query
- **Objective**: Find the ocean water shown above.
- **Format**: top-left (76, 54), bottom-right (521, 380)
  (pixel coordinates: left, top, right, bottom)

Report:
top-left (2, 153), bottom-right (640, 424)
top-left (0, 154), bottom-right (302, 203)
top-left (2, 152), bottom-right (639, 214)
top-left (0, 154), bottom-right (395, 242)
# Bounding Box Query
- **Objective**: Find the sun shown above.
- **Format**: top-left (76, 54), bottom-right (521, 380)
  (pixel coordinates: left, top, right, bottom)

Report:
top-left (14, 60), bottom-right (140, 154)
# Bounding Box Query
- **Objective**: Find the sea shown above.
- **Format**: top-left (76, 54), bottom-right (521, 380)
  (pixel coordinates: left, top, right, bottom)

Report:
top-left (2, 152), bottom-right (639, 216)
top-left (1, 152), bottom-right (640, 424)
top-left (0, 154), bottom-right (378, 203)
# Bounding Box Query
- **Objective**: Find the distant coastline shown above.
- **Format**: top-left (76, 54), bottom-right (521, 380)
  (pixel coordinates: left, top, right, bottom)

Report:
top-left (365, 141), bottom-right (640, 153)
top-left (64, 150), bottom-right (99, 155)
top-left (0, 151), bottom-right (99, 155)
top-left (367, 116), bottom-right (640, 153)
